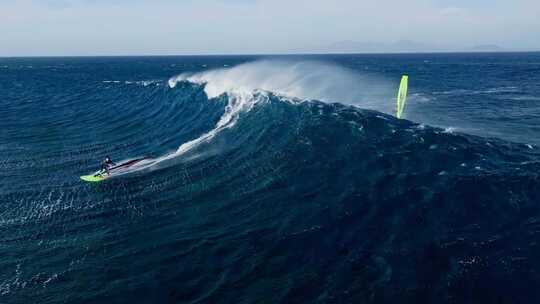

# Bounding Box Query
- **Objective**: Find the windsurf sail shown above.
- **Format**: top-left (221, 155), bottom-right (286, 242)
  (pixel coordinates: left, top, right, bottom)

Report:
top-left (396, 75), bottom-right (409, 119)
top-left (108, 157), bottom-right (149, 171)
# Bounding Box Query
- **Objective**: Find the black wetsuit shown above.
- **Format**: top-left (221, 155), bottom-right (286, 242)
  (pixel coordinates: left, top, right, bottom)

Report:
top-left (101, 158), bottom-right (115, 174)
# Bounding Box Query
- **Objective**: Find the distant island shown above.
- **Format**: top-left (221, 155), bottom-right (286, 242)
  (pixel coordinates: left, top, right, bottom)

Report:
top-left (294, 40), bottom-right (509, 54)
top-left (466, 44), bottom-right (506, 52)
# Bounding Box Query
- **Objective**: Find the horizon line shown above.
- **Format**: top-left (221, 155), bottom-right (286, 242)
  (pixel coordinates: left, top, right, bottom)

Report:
top-left (1, 50), bottom-right (540, 59)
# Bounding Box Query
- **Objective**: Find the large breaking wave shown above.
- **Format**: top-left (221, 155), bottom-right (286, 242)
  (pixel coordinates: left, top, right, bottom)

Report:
top-left (124, 60), bottom-right (397, 174)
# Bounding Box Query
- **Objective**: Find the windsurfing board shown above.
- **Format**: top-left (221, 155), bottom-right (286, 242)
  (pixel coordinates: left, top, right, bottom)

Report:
top-left (80, 157), bottom-right (149, 183)
top-left (80, 173), bottom-right (110, 183)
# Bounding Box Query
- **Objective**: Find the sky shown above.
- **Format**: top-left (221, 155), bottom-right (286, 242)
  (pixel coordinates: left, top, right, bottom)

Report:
top-left (0, 0), bottom-right (539, 56)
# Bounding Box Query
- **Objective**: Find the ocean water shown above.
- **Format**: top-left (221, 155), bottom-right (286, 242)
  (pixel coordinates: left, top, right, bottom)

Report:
top-left (1, 53), bottom-right (540, 303)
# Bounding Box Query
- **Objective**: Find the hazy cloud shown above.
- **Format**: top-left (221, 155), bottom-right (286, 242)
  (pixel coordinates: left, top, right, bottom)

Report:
top-left (0, 0), bottom-right (538, 56)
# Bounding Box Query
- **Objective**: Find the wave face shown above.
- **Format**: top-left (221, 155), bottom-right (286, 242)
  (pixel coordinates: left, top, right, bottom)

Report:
top-left (1, 54), bottom-right (540, 303)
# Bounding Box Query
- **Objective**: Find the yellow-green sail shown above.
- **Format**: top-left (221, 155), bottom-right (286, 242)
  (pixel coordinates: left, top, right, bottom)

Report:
top-left (396, 75), bottom-right (408, 119)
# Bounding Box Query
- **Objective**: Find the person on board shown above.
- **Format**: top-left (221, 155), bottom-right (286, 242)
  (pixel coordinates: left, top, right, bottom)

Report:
top-left (101, 156), bottom-right (115, 175)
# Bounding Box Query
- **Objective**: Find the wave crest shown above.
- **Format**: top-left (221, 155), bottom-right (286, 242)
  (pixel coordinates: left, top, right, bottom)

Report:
top-left (168, 59), bottom-right (395, 112)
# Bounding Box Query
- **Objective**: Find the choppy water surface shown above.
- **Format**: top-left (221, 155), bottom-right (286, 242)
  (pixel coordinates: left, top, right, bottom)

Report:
top-left (1, 53), bottom-right (540, 303)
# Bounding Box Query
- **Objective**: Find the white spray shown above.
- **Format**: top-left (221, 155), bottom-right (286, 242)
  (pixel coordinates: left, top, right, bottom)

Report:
top-left (118, 60), bottom-right (396, 175)
top-left (169, 59), bottom-right (395, 111)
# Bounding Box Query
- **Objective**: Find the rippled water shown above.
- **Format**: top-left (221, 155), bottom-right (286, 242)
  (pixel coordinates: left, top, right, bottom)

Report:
top-left (1, 53), bottom-right (540, 303)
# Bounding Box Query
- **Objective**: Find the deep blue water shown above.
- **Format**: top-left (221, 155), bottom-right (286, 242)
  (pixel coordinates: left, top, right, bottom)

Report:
top-left (1, 53), bottom-right (540, 303)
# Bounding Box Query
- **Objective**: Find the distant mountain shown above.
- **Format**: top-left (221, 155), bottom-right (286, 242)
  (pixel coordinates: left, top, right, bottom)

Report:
top-left (300, 40), bottom-right (507, 54)
top-left (322, 40), bottom-right (440, 53)
top-left (467, 45), bottom-right (505, 52)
